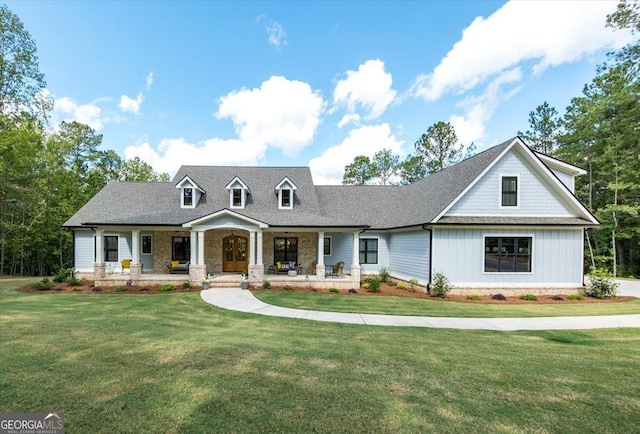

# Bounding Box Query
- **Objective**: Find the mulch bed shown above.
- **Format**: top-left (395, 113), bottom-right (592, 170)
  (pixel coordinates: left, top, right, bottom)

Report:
top-left (20, 281), bottom-right (634, 304)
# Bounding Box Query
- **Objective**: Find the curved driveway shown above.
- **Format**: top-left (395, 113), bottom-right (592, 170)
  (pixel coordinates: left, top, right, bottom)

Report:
top-left (201, 286), bottom-right (640, 331)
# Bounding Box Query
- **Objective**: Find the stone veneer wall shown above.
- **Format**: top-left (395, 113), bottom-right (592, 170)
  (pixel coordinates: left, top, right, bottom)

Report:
top-left (204, 229), bottom-right (247, 274)
top-left (262, 231), bottom-right (317, 273)
top-left (154, 230), bottom-right (191, 273)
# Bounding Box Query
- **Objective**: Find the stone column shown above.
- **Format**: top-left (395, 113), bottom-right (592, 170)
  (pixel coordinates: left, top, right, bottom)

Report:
top-left (94, 229), bottom-right (106, 278)
top-left (315, 231), bottom-right (325, 280)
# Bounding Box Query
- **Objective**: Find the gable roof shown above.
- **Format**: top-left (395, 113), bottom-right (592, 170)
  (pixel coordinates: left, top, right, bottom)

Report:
top-left (64, 138), bottom-right (598, 229)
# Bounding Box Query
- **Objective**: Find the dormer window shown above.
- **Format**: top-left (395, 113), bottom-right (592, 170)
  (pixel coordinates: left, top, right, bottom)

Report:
top-left (175, 175), bottom-right (205, 209)
top-left (225, 176), bottom-right (249, 209)
top-left (183, 188), bottom-right (193, 207)
top-left (501, 175), bottom-right (518, 207)
top-left (275, 176), bottom-right (298, 210)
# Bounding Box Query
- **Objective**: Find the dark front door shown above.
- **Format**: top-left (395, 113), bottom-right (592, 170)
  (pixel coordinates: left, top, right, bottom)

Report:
top-left (222, 235), bottom-right (248, 272)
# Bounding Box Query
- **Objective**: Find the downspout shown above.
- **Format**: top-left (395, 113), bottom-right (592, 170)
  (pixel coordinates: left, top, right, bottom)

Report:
top-left (422, 224), bottom-right (432, 294)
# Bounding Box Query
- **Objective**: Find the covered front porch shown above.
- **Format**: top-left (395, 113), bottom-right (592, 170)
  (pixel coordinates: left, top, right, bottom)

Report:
top-left (90, 209), bottom-right (364, 288)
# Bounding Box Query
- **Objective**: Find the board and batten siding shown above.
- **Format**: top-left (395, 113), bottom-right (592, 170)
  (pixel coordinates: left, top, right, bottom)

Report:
top-left (388, 230), bottom-right (430, 284)
top-left (447, 150), bottom-right (572, 216)
top-left (432, 227), bottom-right (584, 287)
top-left (74, 230), bottom-right (95, 272)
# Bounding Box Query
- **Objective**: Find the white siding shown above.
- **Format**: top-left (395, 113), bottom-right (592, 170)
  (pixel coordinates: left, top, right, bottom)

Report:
top-left (447, 151), bottom-right (573, 216)
top-left (432, 227), bottom-right (584, 287)
top-left (550, 168), bottom-right (575, 193)
top-left (388, 230), bottom-right (430, 284)
top-left (74, 230), bottom-right (94, 271)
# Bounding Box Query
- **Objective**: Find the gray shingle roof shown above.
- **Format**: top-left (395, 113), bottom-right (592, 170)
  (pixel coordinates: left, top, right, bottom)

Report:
top-left (64, 137), bottom-right (593, 229)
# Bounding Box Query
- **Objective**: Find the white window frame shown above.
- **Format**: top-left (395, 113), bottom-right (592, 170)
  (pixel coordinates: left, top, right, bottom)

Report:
top-left (279, 188), bottom-right (293, 210)
top-left (499, 174), bottom-right (520, 209)
top-left (323, 236), bottom-right (332, 256)
top-left (181, 186), bottom-right (195, 209)
top-left (230, 187), bottom-right (245, 209)
top-left (141, 234), bottom-right (153, 255)
top-left (482, 234), bottom-right (534, 275)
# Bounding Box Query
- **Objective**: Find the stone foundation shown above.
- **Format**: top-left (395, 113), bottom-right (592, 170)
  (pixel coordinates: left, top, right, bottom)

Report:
top-left (94, 263), bottom-right (106, 279)
top-left (130, 263), bottom-right (142, 279)
top-left (248, 265), bottom-right (264, 283)
top-left (448, 287), bottom-right (585, 296)
top-left (189, 264), bottom-right (206, 283)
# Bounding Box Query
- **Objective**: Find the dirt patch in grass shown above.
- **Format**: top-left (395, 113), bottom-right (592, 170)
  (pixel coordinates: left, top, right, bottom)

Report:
top-left (20, 281), bottom-right (199, 294)
top-left (254, 283), bottom-right (635, 304)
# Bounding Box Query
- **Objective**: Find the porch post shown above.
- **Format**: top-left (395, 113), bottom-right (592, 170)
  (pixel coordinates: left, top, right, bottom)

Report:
top-left (316, 231), bottom-right (325, 279)
top-left (197, 231), bottom-right (205, 266)
top-left (256, 231), bottom-right (263, 266)
top-left (190, 231), bottom-right (197, 263)
top-left (249, 231), bottom-right (256, 266)
top-left (94, 229), bottom-right (106, 278)
top-left (130, 229), bottom-right (142, 279)
top-left (351, 231), bottom-right (361, 282)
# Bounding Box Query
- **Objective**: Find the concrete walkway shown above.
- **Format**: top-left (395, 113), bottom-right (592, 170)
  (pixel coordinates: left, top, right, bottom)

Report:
top-left (200, 288), bottom-right (640, 331)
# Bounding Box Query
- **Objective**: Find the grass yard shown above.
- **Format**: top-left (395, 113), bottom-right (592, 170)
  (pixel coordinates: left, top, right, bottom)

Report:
top-left (1, 279), bottom-right (639, 432)
top-left (253, 290), bottom-right (640, 318)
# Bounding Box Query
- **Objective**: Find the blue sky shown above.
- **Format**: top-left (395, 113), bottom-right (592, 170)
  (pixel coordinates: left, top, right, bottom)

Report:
top-left (7, 1), bottom-right (636, 183)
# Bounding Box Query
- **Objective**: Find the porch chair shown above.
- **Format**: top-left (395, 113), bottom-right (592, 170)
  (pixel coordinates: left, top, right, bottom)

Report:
top-left (121, 259), bottom-right (131, 274)
top-left (335, 261), bottom-right (345, 276)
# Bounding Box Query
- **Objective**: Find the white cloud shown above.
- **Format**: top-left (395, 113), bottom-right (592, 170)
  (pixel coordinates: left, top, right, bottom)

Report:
top-left (216, 76), bottom-right (325, 157)
top-left (308, 124), bottom-right (404, 185)
top-left (411, 1), bottom-right (635, 101)
top-left (449, 67), bottom-right (523, 145)
top-left (124, 138), bottom-right (267, 176)
top-left (54, 96), bottom-right (106, 131)
top-left (332, 59), bottom-right (396, 123)
top-left (119, 92), bottom-right (144, 115)
top-left (146, 71), bottom-right (154, 91)
top-left (266, 20), bottom-right (287, 48)
top-left (337, 113), bottom-right (361, 128)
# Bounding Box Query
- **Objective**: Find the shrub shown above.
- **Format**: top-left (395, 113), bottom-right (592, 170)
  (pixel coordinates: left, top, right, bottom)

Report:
top-left (364, 275), bottom-right (381, 293)
top-left (283, 285), bottom-right (293, 291)
top-left (158, 284), bottom-right (176, 292)
top-left (396, 283), bottom-right (408, 290)
top-left (361, 282), bottom-right (370, 290)
top-left (568, 293), bottom-right (584, 301)
top-left (430, 272), bottom-right (451, 298)
top-left (33, 278), bottom-right (54, 291)
top-left (379, 267), bottom-right (390, 283)
top-left (66, 276), bottom-right (81, 286)
top-left (408, 278), bottom-right (419, 293)
top-left (182, 281), bottom-right (192, 289)
top-left (52, 268), bottom-right (72, 283)
top-left (585, 275), bottom-right (618, 299)
top-left (329, 287), bottom-right (339, 293)
top-left (519, 294), bottom-right (538, 301)
top-left (73, 287), bottom-right (83, 292)
top-left (262, 281), bottom-right (271, 289)
top-left (116, 286), bottom-right (128, 292)
top-left (466, 294), bottom-right (481, 301)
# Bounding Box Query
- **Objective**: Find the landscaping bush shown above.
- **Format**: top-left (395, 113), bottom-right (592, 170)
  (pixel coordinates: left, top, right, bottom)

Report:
top-left (466, 294), bottom-right (481, 301)
top-left (568, 293), bottom-right (584, 301)
top-left (408, 278), bottom-right (419, 293)
top-left (66, 276), bottom-right (81, 286)
top-left (585, 275), bottom-right (618, 299)
top-left (519, 294), bottom-right (538, 301)
top-left (430, 272), bottom-right (451, 298)
top-left (33, 278), bottom-right (54, 291)
top-left (73, 287), bottom-right (83, 292)
top-left (52, 268), bottom-right (72, 283)
top-left (158, 284), bottom-right (176, 292)
top-left (364, 275), bottom-right (381, 293)
top-left (116, 286), bottom-right (128, 292)
top-left (379, 267), bottom-right (390, 283)
top-left (329, 287), bottom-right (339, 293)
top-left (182, 281), bottom-right (192, 289)
top-left (396, 283), bottom-right (408, 290)
top-left (283, 285), bottom-right (293, 291)
top-left (361, 282), bottom-right (370, 290)
top-left (262, 281), bottom-right (271, 289)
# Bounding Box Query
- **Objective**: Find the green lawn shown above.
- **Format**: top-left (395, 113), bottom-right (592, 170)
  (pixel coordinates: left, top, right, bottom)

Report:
top-left (253, 290), bottom-right (640, 318)
top-left (1, 279), bottom-right (639, 432)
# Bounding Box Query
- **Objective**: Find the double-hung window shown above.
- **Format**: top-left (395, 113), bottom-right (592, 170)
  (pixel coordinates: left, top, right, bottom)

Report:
top-left (274, 237), bottom-right (298, 263)
top-left (484, 237), bottom-right (531, 273)
top-left (172, 237), bottom-right (191, 261)
top-left (501, 176), bottom-right (518, 207)
top-left (104, 236), bottom-right (118, 262)
top-left (359, 238), bottom-right (378, 264)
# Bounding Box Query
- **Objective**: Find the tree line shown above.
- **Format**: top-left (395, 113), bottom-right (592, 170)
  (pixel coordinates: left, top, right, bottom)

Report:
top-left (343, 1), bottom-right (640, 277)
top-left (0, 4), bottom-right (168, 276)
